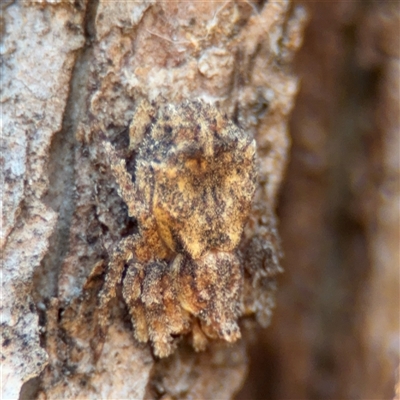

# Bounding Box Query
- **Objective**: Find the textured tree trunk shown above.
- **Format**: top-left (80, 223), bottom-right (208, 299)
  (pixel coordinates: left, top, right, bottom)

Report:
top-left (237, 2), bottom-right (400, 399)
top-left (2, 1), bottom-right (398, 400)
top-left (2, 1), bottom-right (304, 399)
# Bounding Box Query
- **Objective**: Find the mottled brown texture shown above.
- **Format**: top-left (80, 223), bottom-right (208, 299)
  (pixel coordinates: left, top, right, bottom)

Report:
top-left (237, 2), bottom-right (399, 399)
top-left (99, 100), bottom-right (257, 357)
top-left (3, 0), bottom-right (305, 398)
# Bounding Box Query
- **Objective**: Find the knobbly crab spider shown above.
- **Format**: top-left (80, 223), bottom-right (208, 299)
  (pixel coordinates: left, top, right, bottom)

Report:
top-left (98, 100), bottom-right (257, 357)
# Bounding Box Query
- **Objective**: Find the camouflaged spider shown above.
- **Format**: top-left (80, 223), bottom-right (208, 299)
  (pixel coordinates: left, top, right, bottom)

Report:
top-left (98, 100), bottom-right (257, 357)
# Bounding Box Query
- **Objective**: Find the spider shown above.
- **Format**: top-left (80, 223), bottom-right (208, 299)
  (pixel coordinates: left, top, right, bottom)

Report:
top-left (98, 100), bottom-right (257, 357)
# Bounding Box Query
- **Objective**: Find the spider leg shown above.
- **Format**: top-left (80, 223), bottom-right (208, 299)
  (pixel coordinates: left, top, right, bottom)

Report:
top-left (103, 141), bottom-right (146, 218)
top-left (122, 263), bottom-right (148, 343)
top-left (97, 235), bottom-right (139, 340)
top-left (178, 252), bottom-right (243, 343)
top-left (123, 259), bottom-right (191, 358)
top-left (141, 262), bottom-right (178, 357)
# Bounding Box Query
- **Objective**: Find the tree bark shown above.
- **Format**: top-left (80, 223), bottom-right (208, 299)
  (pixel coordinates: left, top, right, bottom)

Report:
top-left (3, 1), bottom-right (398, 400)
top-left (2, 1), bottom-right (304, 399)
top-left (238, 2), bottom-right (400, 399)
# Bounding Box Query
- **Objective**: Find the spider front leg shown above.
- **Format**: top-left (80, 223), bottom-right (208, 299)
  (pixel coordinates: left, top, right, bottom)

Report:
top-left (92, 234), bottom-right (142, 360)
top-left (178, 252), bottom-right (243, 343)
top-left (121, 261), bottom-right (148, 343)
top-left (97, 234), bottom-right (140, 338)
top-left (122, 258), bottom-right (192, 358)
top-left (103, 141), bottom-right (146, 218)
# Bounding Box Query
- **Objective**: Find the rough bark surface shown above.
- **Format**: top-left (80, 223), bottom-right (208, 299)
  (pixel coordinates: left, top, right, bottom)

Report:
top-left (2, 2), bottom-right (85, 398)
top-left (237, 2), bottom-right (400, 399)
top-left (3, 2), bottom-right (398, 400)
top-left (2, 1), bottom-right (305, 399)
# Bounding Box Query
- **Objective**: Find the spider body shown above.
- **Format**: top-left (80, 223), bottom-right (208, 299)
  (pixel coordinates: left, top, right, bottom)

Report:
top-left (99, 100), bottom-right (257, 357)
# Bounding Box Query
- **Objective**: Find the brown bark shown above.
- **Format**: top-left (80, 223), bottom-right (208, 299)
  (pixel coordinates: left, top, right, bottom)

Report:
top-left (237, 2), bottom-right (400, 399)
top-left (3, 1), bottom-right (398, 399)
top-left (2, 1), bottom-right (304, 399)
